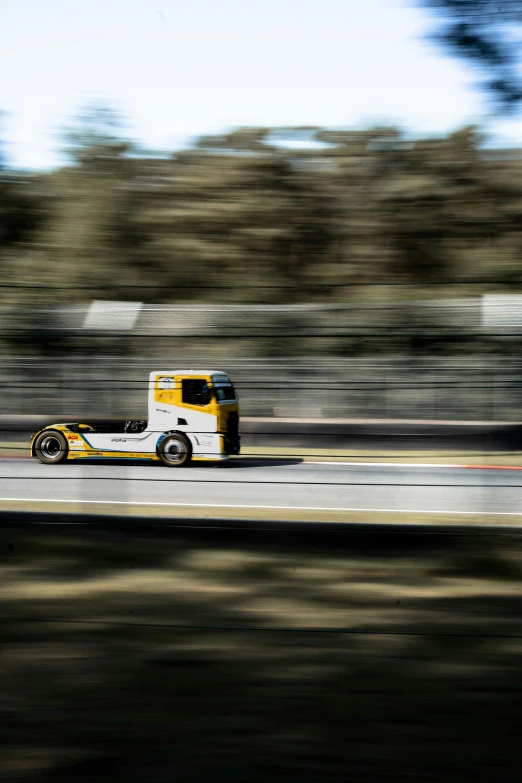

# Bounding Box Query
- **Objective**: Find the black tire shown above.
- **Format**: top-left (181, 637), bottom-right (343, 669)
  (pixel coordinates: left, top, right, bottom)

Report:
top-left (158, 433), bottom-right (191, 467)
top-left (34, 430), bottom-right (68, 465)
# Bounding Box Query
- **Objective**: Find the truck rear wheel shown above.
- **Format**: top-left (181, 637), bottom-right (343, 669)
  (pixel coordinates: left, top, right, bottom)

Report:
top-left (158, 433), bottom-right (191, 467)
top-left (34, 431), bottom-right (68, 465)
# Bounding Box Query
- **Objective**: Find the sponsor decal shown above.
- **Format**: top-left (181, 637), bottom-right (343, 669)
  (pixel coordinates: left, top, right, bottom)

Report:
top-left (158, 377), bottom-right (175, 390)
top-left (111, 438), bottom-right (142, 443)
top-left (194, 436), bottom-right (213, 447)
top-left (156, 408), bottom-right (171, 414)
top-left (67, 434), bottom-right (78, 440)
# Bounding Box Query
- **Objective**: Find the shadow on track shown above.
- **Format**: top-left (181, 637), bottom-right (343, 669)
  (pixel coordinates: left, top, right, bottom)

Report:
top-left (61, 457), bottom-right (303, 469)
top-left (217, 457), bottom-right (303, 468)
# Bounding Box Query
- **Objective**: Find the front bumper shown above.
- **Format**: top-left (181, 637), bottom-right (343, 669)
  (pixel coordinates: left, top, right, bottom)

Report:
top-left (222, 433), bottom-right (241, 456)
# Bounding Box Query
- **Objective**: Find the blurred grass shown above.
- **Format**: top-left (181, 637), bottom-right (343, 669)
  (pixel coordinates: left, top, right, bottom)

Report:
top-left (1, 524), bottom-right (522, 781)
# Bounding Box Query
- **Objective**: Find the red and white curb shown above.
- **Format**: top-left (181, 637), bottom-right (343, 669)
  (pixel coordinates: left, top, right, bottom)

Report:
top-left (302, 460), bottom-right (522, 470)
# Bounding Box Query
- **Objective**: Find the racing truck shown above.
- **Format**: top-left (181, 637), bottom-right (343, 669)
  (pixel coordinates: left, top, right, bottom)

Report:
top-left (31, 370), bottom-right (240, 467)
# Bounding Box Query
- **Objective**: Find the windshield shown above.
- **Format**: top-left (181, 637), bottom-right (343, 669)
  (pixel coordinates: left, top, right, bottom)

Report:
top-left (215, 384), bottom-right (237, 402)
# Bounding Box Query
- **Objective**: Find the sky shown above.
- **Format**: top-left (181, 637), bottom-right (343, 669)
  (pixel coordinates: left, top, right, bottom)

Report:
top-left (1, 0), bottom-right (522, 169)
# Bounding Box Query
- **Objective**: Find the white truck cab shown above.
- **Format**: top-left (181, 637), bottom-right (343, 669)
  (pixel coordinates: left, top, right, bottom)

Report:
top-left (31, 370), bottom-right (240, 467)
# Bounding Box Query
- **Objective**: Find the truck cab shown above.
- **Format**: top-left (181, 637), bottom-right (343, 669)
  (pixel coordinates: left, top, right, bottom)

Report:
top-left (31, 370), bottom-right (240, 467)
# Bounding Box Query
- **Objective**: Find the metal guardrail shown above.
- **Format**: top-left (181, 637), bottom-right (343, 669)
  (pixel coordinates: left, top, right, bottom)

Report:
top-left (1, 297), bottom-right (522, 420)
top-left (0, 354), bottom-right (521, 421)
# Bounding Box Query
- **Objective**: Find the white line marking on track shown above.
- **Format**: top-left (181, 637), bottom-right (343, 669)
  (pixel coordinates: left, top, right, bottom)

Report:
top-left (0, 497), bottom-right (521, 516)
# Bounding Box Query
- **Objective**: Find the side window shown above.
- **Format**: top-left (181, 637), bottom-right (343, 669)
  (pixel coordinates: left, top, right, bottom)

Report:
top-left (182, 379), bottom-right (211, 406)
top-left (215, 384), bottom-right (236, 402)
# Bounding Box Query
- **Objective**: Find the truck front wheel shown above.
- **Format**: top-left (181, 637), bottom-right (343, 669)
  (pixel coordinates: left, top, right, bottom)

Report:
top-left (158, 433), bottom-right (191, 467)
top-left (34, 431), bottom-right (68, 464)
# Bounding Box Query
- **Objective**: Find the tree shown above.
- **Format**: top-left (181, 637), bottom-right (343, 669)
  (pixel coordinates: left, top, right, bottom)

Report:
top-left (63, 101), bottom-right (133, 168)
top-left (134, 129), bottom-right (337, 304)
top-left (420, 0), bottom-right (522, 111)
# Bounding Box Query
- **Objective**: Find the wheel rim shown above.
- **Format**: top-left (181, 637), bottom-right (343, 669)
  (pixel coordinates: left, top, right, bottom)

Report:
top-left (163, 439), bottom-right (186, 464)
top-left (40, 435), bottom-right (63, 460)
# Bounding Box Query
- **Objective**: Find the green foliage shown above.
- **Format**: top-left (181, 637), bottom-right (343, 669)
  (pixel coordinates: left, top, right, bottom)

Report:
top-left (4, 107), bottom-right (522, 356)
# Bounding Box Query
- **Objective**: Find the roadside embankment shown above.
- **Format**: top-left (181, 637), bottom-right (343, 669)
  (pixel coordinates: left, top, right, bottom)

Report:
top-left (1, 513), bottom-right (522, 782)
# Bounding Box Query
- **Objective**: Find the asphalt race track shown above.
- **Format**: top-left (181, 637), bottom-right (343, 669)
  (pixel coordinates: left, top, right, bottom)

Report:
top-left (2, 458), bottom-right (522, 516)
